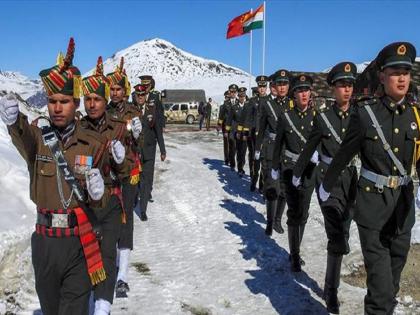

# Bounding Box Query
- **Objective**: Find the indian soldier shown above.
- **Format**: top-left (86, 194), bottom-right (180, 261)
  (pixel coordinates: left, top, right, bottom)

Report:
top-left (80, 56), bottom-right (135, 314)
top-left (0, 38), bottom-right (108, 315)
top-left (320, 42), bottom-right (419, 314)
top-left (271, 74), bottom-right (318, 272)
top-left (217, 90), bottom-right (230, 165)
top-left (226, 87), bottom-right (248, 176)
top-left (292, 62), bottom-right (358, 313)
top-left (243, 75), bottom-right (269, 191)
top-left (255, 70), bottom-right (291, 236)
top-left (133, 84), bottom-right (166, 222)
top-left (225, 84), bottom-right (239, 171)
top-left (106, 58), bottom-right (143, 298)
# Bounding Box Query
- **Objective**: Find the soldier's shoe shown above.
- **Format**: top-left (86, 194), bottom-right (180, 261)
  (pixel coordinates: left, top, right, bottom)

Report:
top-left (140, 212), bottom-right (148, 221)
top-left (265, 222), bottom-right (273, 236)
top-left (288, 254), bottom-right (305, 266)
top-left (289, 254), bottom-right (302, 272)
top-left (238, 170), bottom-right (245, 177)
top-left (224, 160), bottom-right (229, 166)
top-left (273, 220), bottom-right (284, 234)
top-left (115, 280), bottom-right (130, 298)
top-left (323, 287), bottom-right (339, 314)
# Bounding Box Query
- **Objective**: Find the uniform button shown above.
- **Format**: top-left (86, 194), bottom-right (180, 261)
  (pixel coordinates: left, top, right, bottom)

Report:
top-left (342, 128), bottom-right (346, 133)
top-left (284, 160), bottom-right (287, 163)
top-left (394, 128), bottom-right (399, 134)
top-left (301, 126), bottom-right (304, 130)
top-left (393, 147), bottom-right (399, 153)
top-left (339, 111), bottom-right (343, 116)
top-left (321, 168), bottom-right (324, 173)
top-left (393, 166), bottom-right (397, 171)
top-left (365, 186), bottom-right (371, 192)
top-left (396, 110), bottom-right (400, 115)
top-left (374, 136), bottom-right (378, 140)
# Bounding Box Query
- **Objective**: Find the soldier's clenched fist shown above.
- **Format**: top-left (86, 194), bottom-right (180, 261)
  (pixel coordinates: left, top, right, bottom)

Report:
top-left (131, 117), bottom-right (142, 139)
top-left (86, 168), bottom-right (105, 201)
top-left (0, 93), bottom-right (19, 125)
top-left (111, 140), bottom-right (125, 164)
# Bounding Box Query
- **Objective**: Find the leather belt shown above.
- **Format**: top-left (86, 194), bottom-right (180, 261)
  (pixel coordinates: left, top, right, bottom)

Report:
top-left (360, 167), bottom-right (411, 191)
top-left (37, 212), bottom-right (77, 228)
top-left (284, 150), bottom-right (300, 162)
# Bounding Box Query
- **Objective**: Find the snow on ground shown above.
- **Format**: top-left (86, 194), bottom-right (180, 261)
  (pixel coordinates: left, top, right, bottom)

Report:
top-left (0, 127), bottom-right (420, 314)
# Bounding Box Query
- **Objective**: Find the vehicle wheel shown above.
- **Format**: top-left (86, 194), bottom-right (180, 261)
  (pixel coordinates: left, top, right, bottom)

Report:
top-left (186, 115), bottom-right (195, 125)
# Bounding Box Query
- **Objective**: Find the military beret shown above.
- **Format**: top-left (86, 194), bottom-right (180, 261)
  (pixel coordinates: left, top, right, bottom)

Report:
top-left (272, 69), bottom-right (290, 84)
top-left (376, 42), bottom-right (416, 70)
top-left (291, 74), bottom-right (313, 92)
top-left (256, 75), bottom-right (269, 86)
top-left (327, 62), bottom-right (357, 85)
top-left (228, 84), bottom-right (239, 91)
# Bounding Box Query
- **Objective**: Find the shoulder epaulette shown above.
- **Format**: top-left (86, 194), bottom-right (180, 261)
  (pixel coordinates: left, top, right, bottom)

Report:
top-left (355, 95), bottom-right (378, 107)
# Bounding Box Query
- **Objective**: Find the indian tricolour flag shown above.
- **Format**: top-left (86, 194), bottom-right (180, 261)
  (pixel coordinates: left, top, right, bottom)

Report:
top-left (243, 4), bottom-right (264, 33)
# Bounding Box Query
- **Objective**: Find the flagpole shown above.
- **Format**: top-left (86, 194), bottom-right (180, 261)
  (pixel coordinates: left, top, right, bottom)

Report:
top-left (249, 8), bottom-right (253, 97)
top-left (262, 1), bottom-right (266, 75)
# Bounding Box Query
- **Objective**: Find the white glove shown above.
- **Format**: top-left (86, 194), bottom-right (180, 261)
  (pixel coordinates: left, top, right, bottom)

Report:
top-left (0, 93), bottom-right (19, 125)
top-left (131, 117), bottom-right (142, 139)
top-left (86, 168), bottom-right (104, 201)
top-left (271, 169), bottom-right (279, 180)
top-left (255, 150), bottom-right (261, 161)
top-left (310, 151), bottom-right (319, 164)
top-left (416, 188), bottom-right (420, 209)
top-left (319, 183), bottom-right (330, 202)
top-left (292, 175), bottom-right (301, 188)
top-left (111, 140), bottom-right (125, 165)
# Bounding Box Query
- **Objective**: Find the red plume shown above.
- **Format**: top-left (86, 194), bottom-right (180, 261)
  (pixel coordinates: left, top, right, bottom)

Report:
top-left (119, 57), bottom-right (124, 72)
top-left (95, 56), bottom-right (104, 76)
top-left (61, 37), bottom-right (75, 72)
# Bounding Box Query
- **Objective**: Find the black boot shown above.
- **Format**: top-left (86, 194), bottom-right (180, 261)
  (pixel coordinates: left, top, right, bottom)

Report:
top-left (288, 226), bottom-right (302, 272)
top-left (298, 224), bottom-right (306, 266)
top-left (250, 180), bottom-right (256, 192)
top-left (273, 198), bottom-right (286, 234)
top-left (265, 200), bottom-right (277, 236)
top-left (115, 280), bottom-right (130, 298)
top-left (324, 254), bottom-right (343, 314)
top-left (140, 212), bottom-right (148, 221)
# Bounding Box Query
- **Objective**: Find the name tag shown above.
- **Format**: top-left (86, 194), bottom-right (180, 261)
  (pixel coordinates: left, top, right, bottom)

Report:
top-left (36, 154), bottom-right (53, 162)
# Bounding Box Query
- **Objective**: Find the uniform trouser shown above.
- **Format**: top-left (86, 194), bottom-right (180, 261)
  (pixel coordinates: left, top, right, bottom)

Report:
top-left (316, 164), bottom-right (357, 256)
top-left (246, 133), bottom-right (256, 179)
top-left (228, 135), bottom-right (236, 168)
top-left (205, 116), bottom-right (211, 130)
top-left (283, 168), bottom-right (315, 227)
top-left (222, 125), bottom-right (229, 163)
top-left (119, 179), bottom-right (137, 250)
top-left (261, 149), bottom-right (286, 223)
top-left (94, 195), bottom-right (122, 304)
top-left (139, 158), bottom-right (155, 216)
top-left (236, 136), bottom-right (247, 172)
top-left (358, 223), bottom-right (410, 315)
top-left (31, 233), bottom-right (92, 315)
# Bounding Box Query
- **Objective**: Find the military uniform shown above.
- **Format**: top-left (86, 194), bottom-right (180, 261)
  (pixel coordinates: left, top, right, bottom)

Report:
top-left (217, 91), bottom-right (230, 165)
top-left (243, 76), bottom-right (269, 191)
top-left (226, 87), bottom-right (247, 175)
top-left (225, 84), bottom-right (239, 169)
top-left (256, 70), bottom-right (292, 236)
top-left (321, 42), bottom-right (418, 314)
top-left (293, 62), bottom-right (358, 313)
top-left (272, 74), bottom-right (316, 272)
top-left (135, 84), bottom-right (166, 220)
top-left (4, 39), bottom-right (108, 315)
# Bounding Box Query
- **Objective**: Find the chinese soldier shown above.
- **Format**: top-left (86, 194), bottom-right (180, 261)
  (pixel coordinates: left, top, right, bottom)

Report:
top-left (226, 86), bottom-right (248, 176)
top-left (81, 56), bottom-right (134, 313)
top-left (320, 42), bottom-right (419, 314)
top-left (217, 90), bottom-right (230, 165)
top-left (106, 58), bottom-right (143, 298)
top-left (293, 62), bottom-right (358, 313)
top-left (255, 70), bottom-right (291, 236)
top-left (0, 38), bottom-right (108, 315)
top-left (225, 84), bottom-right (239, 170)
top-left (133, 83), bottom-right (166, 222)
top-left (271, 74), bottom-right (317, 272)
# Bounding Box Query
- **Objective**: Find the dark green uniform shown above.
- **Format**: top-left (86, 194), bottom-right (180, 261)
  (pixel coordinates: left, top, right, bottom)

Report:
top-left (217, 96), bottom-right (230, 165)
top-left (256, 94), bottom-right (290, 235)
top-left (225, 97), bottom-right (239, 170)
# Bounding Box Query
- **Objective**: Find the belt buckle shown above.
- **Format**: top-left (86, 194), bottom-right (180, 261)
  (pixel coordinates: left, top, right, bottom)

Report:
top-left (388, 176), bottom-right (399, 189)
top-left (51, 213), bottom-right (69, 228)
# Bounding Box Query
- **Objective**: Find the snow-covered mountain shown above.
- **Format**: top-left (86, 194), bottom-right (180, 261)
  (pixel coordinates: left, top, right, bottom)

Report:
top-left (88, 38), bottom-right (254, 102)
top-left (0, 71), bottom-right (43, 100)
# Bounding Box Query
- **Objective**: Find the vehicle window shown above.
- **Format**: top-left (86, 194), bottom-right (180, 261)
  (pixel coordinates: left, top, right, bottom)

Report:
top-left (164, 103), bottom-right (172, 110)
top-left (181, 104), bottom-right (188, 111)
top-left (172, 104), bottom-right (179, 111)
top-left (191, 105), bottom-right (198, 109)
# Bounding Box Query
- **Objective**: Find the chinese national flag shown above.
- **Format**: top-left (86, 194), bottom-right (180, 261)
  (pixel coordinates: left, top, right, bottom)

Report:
top-left (226, 10), bottom-right (253, 39)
